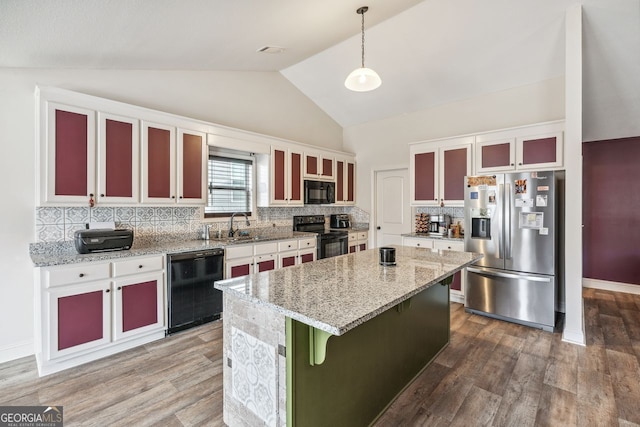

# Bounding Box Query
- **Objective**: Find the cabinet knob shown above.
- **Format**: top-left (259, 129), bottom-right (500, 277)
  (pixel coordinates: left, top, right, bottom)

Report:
top-left (518, 162), bottom-right (522, 166)
top-left (179, 196), bottom-right (183, 199)
top-left (377, 226), bottom-right (381, 230)
top-left (79, 273), bottom-right (85, 278)
top-left (510, 163), bottom-right (514, 166)
top-left (117, 286), bottom-right (122, 291)
top-left (105, 289), bottom-right (110, 293)
top-left (138, 265), bottom-right (143, 269)
top-left (417, 243), bottom-right (421, 247)
top-left (171, 195), bottom-right (176, 199)
top-left (100, 193), bottom-right (105, 197)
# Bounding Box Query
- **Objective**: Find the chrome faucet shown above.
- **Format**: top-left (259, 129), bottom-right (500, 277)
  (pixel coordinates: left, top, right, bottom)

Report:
top-left (228, 212), bottom-right (250, 237)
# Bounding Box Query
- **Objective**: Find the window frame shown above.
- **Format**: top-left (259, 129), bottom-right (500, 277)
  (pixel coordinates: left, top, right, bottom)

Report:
top-left (204, 149), bottom-right (255, 220)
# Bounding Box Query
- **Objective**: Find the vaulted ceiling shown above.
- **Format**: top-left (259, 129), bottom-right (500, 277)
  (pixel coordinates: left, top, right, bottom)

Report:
top-left (1, 0), bottom-right (638, 135)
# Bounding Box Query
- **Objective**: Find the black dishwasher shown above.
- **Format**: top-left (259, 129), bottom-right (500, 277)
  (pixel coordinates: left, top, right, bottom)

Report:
top-left (167, 249), bottom-right (224, 334)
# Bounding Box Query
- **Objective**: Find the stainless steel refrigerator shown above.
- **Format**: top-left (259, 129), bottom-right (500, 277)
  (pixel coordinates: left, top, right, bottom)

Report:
top-left (463, 171), bottom-right (562, 331)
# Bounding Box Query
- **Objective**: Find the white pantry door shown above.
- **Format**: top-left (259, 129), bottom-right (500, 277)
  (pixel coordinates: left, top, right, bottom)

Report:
top-left (375, 169), bottom-right (411, 247)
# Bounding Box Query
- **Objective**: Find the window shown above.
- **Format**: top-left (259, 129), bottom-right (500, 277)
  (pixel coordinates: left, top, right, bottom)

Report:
top-left (205, 154), bottom-right (253, 218)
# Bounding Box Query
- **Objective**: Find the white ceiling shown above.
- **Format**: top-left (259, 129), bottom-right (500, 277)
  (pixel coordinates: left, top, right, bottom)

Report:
top-left (2, 0), bottom-right (630, 130)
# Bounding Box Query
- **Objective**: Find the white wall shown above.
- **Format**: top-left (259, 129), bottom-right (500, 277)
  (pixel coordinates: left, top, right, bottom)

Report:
top-left (343, 77), bottom-right (565, 212)
top-left (0, 69), bottom-right (342, 363)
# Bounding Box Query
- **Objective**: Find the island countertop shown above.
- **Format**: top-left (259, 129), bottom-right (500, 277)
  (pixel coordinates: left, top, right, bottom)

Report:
top-left (214, 245), bottom-right (482, 336)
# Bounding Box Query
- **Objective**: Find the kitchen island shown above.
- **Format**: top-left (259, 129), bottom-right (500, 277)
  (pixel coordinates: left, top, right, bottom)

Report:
top-left (214, 245), bottom-right (482, 427)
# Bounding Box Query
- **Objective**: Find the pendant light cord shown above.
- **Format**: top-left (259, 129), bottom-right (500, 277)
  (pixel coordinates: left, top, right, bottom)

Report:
top-left (360, 9), bottom-right (365, 68)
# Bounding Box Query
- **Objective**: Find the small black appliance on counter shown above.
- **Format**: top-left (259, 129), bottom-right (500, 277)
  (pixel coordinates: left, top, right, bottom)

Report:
top-left (74, 229), bottom-right (134, 254)
top-left (330, 214), bottom-right (351, 229)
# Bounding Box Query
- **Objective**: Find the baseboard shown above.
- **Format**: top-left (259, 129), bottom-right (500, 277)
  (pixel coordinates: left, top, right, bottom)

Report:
top-left (562, 328), bottom-right (585, 346)
top-left (0, 340), bottom-right (34, 364)
top-left (583, 278), bottom-right (640, 295)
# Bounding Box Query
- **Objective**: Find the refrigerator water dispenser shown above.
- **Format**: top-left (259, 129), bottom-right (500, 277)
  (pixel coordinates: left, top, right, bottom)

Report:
top-left (471, 217), bottom-right (491, 239)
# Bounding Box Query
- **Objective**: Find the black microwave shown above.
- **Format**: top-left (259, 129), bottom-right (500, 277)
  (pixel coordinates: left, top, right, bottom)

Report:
top-left (304, 180), bottom-right (335, 204)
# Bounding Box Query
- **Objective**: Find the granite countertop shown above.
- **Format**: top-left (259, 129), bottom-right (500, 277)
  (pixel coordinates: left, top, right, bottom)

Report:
top-left (30, 230), bottom-right (317, 267)
top-left (402, 233), bottom-right (464, 242)
top-left (214, 245), bottom-right (482, 336)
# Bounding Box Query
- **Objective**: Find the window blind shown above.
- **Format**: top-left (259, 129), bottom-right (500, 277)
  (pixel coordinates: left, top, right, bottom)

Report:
top-left (206, 155), bottom-right (253, 216)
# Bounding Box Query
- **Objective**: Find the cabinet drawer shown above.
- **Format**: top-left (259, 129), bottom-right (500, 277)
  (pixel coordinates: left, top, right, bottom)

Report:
top-left (278, 240), bottom-right (298, 252)
top-left (433, 240), bottom-right (464, 251)
top-left (298, 237), bottom-right (316, 249)
top-left (112, 255), bottom-right (164, 277)
top-left (226, 244), bottom-right (254, 259)
top-left (402, 238), bottom-right (433, 249)
top-left (348, 232), bottom-right (358, 242)
top-left (254, 242), bottom-right (278, 255)
top-left (46, 262), bottom-right (110, 288)
top-left (357, 232), bottom-right (368, 240)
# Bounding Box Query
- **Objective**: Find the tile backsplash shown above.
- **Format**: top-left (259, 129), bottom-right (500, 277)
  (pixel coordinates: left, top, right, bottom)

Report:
top-left (34, 205), bottom-right (371, 243)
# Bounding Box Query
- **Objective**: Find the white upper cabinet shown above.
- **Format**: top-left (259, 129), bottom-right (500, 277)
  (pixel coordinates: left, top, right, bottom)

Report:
top-left (475, 121), bottom-right (564, 173)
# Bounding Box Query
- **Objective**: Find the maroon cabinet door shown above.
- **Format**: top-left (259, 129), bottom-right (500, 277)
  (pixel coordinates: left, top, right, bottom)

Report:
top-left (273, 149), bottom-right (286, 201)
top-left (300, 253), bottom-right (314, 263)
top-left (105, 119), bottom-right (133, 198)
top-left (257, 259), bottom-right (276, 272)
top-left (231, 263), bottom-right (251, 278)
top-left (57, 290), bottom-right (104, 351)
top-left (306, 155), bottom-right (318, 175)
top-left (414, 152), bottom-right (436, 201)
top-left (450, 271), bottom-right (462, 291)
top-left (147, 127), bottom-right (172, 199)
top-left (521, 137), bottom-right (557, 166)
top-left (121, 280), bottom-right (158, 333)
top-left (336, 160), bottom-right (345, 202)
top-left (282, 255), bottom-right (296, 267)
top-left (290, 152), bottom-right (302, 202)
top-left (346, 162), bottom-right (355, 202)
top-left (442, 147), bottom-right (468, 201)
top-left (181, 133), bottom-right (203, 200)
top-left (481, 143), bottom-right (512, 169)
top-left (55, 109), bottom-right (89, 197)
top-left (322, 158), bottom-right (333, 178)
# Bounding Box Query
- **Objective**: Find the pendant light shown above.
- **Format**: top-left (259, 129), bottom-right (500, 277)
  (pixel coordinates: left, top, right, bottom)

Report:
top-left (345, 6), bottom-right (381, 92)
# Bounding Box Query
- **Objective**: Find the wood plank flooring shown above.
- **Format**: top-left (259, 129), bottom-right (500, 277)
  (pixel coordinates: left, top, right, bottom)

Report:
top-left (1, 288), bottom-right (639, 426)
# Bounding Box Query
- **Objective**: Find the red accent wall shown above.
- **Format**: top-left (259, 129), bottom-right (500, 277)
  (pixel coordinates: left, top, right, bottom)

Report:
top-left (583, 136), bottom-right (640, 285)
top-left (105, 119), bottom-right (133, 197)
top-left (58, 290), bottom-right (103, 350)
top-left (55, 109), bottom-right (88, 196)
top-left (414, 152), bottom-right (435, 201)
top-left (181, 133), bottom-right (202, 199)
top-left (147, 127), bottom-right (171, 198)
top-left (443, 148), bottom-right (467, 200)
top-left (122, 280), bottom-right (158, 332)
top-left (481, 143), bottom-right (510, 168)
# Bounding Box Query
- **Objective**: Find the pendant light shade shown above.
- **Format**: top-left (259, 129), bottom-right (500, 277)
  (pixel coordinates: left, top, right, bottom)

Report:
top-left (345, 6), bottom-right (381, 92)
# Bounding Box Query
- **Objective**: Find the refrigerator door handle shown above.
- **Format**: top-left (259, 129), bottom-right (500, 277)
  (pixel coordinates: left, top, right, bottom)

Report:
top-left (505, 182), bottom-right (512, 260)
top-left (467, 267), bottom-right (552, 283)
top-left (498, 183), bottom-right (503, 259)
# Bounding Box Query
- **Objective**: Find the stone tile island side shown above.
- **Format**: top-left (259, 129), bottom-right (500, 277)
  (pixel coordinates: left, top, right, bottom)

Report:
top-left (214, 245), bottom-right (483, 427)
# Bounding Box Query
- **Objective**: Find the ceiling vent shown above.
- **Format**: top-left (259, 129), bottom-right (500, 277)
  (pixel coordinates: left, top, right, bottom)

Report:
top-left (257, 46), bottom-right (285, 54)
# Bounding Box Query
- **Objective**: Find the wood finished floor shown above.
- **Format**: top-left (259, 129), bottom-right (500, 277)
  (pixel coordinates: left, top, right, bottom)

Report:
top-left (1, 288), bottom-right (639, 426)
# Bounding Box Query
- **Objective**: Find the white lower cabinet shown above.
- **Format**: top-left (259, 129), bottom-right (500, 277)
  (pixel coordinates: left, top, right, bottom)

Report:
top-left (402, 236), bottom-right (466, 303)
top-left (348, 231), bottom-right (368, 253)
top-left (36, 254), bottom-right (166, 376)
top-left (226, 236), bottom-right (317, 277)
